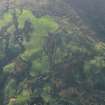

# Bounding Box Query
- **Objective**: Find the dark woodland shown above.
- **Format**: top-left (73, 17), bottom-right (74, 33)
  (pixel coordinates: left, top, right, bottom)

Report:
top-left (0, 0), bottom-right (105, 105)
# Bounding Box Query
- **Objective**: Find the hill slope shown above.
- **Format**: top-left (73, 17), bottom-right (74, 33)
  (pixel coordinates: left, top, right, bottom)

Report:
top-left (0, 0), bottom-right (105, 105)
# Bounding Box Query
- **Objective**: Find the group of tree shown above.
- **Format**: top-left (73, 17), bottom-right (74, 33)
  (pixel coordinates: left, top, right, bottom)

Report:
top-left (0, 0), bottom-right (105, 105)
